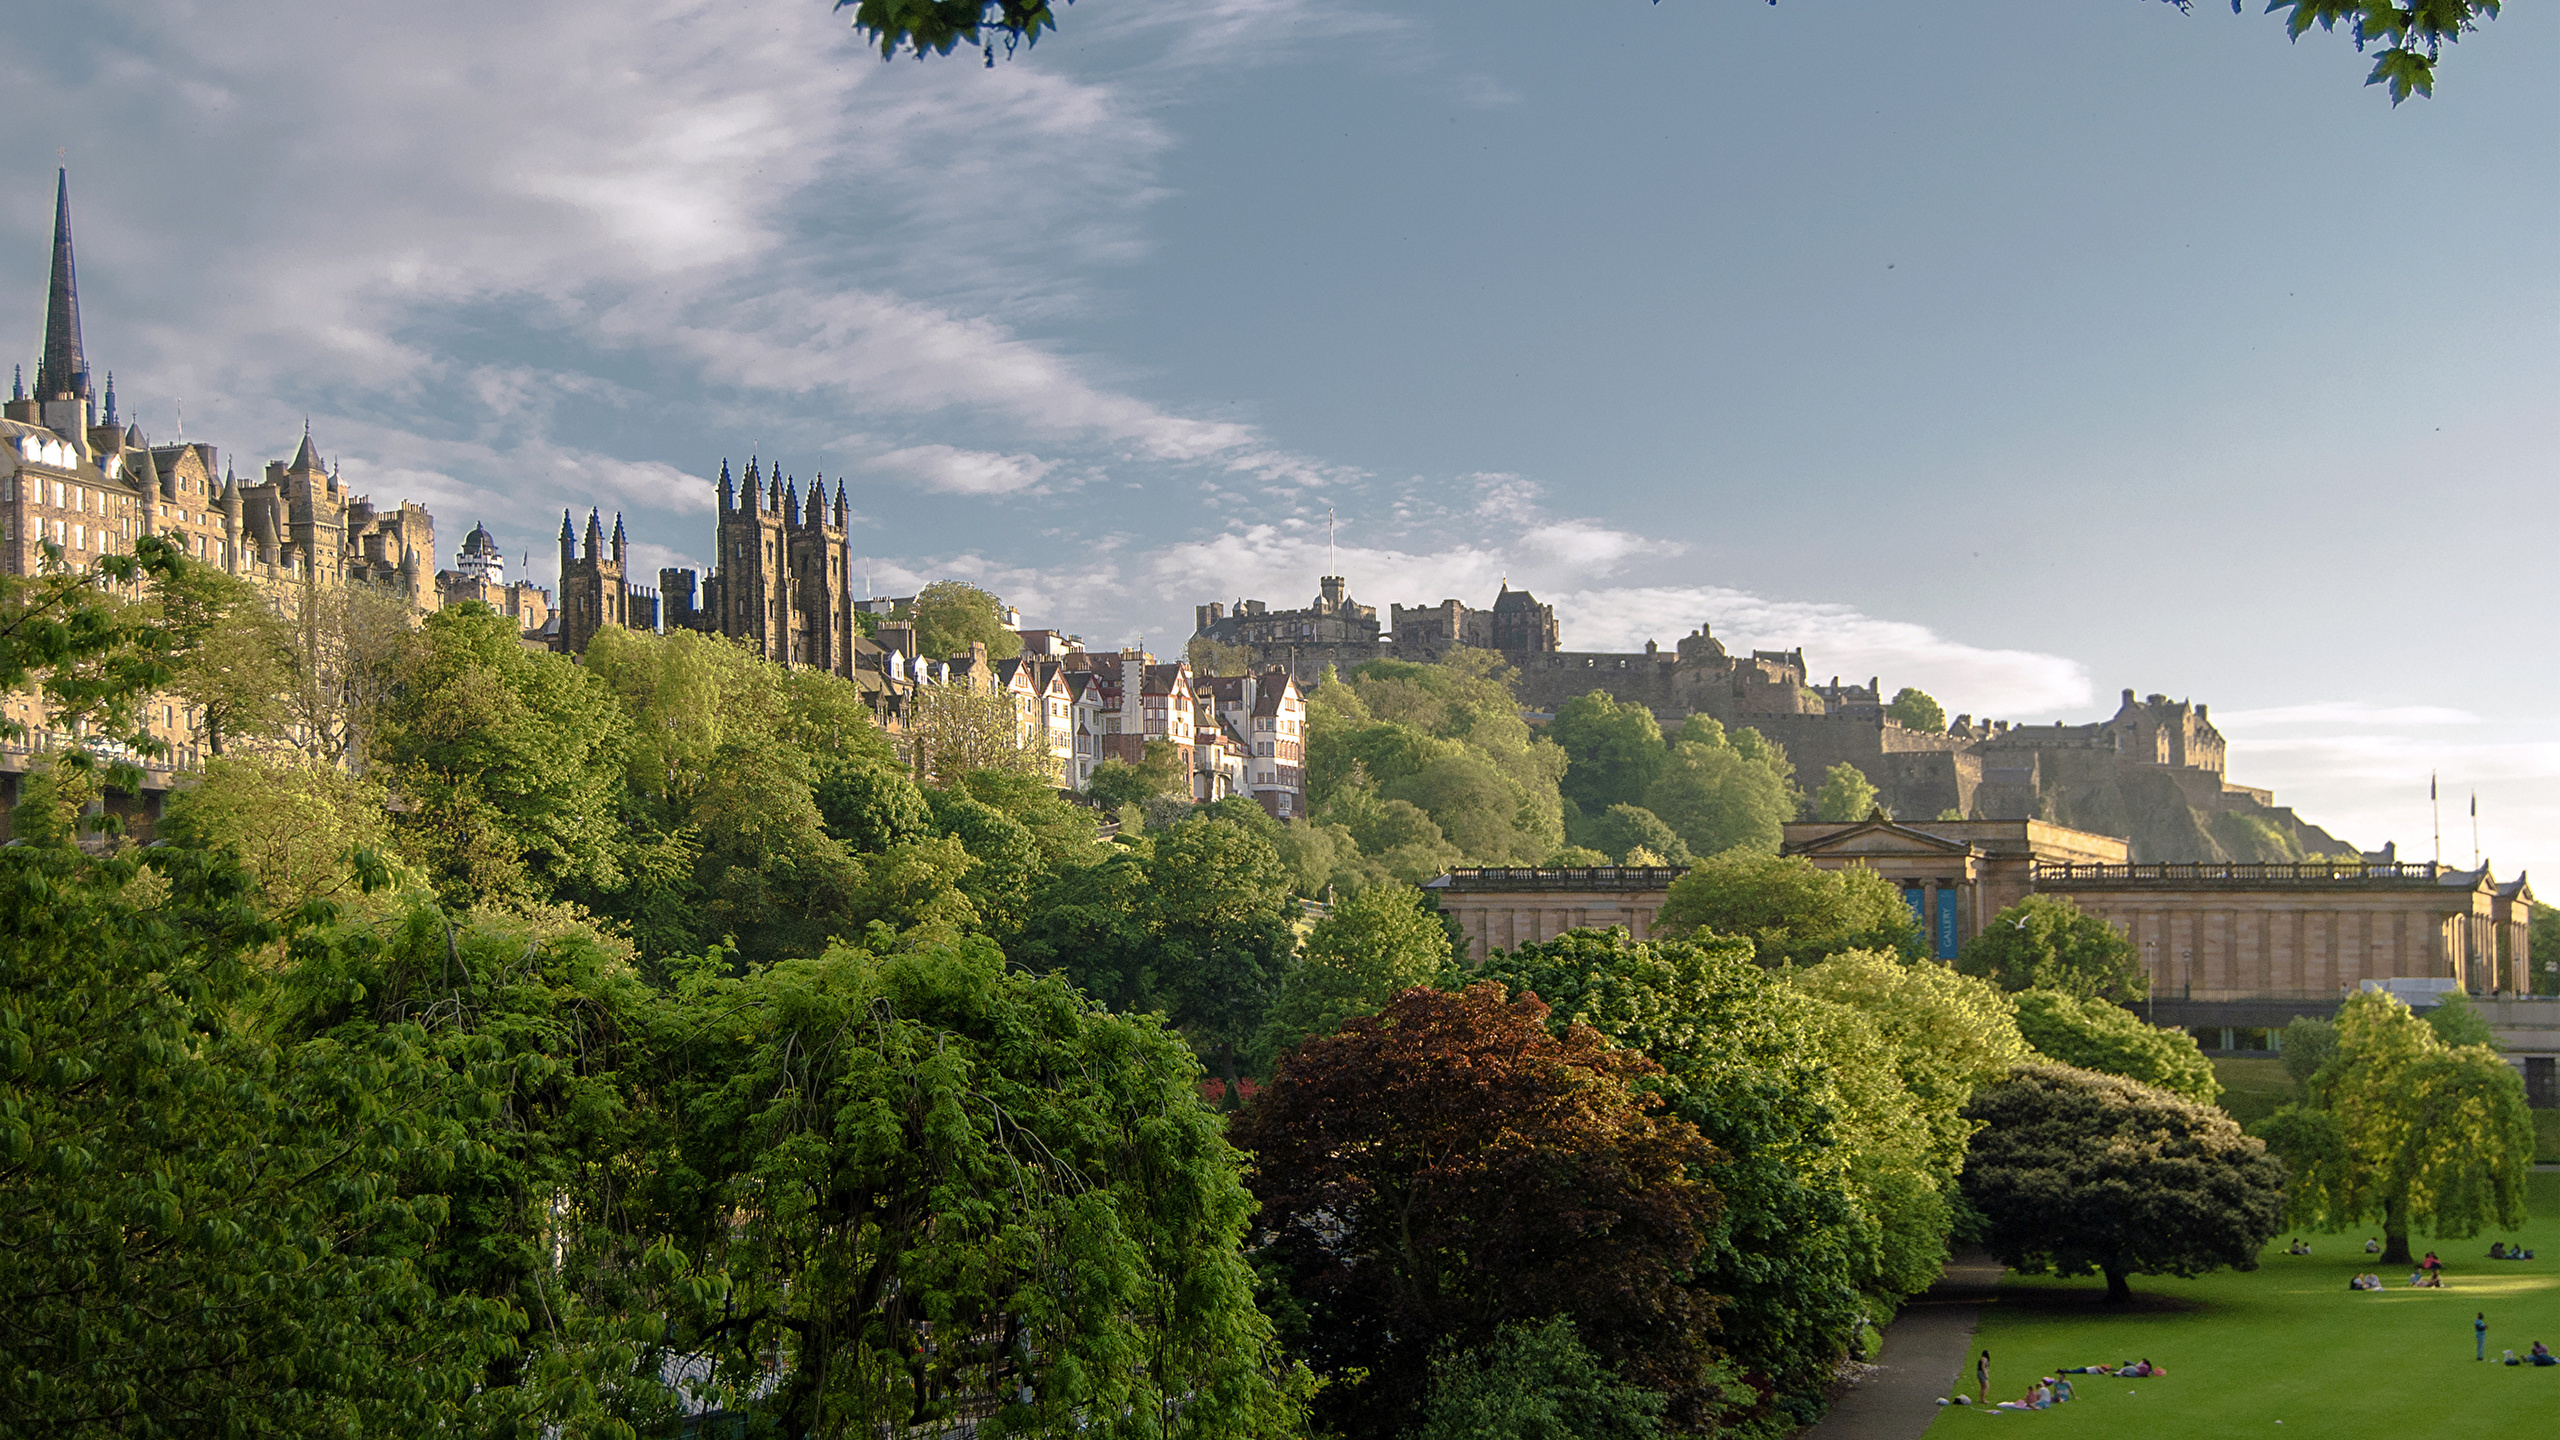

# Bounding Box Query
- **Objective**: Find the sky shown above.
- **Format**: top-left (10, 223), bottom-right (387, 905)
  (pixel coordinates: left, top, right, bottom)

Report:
top-left (6, 0), bottom-right (2554, 873)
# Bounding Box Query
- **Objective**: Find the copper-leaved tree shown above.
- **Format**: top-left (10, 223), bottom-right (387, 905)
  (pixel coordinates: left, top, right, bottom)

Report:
top-left (1233, 982), bottom-right (1724, 1439)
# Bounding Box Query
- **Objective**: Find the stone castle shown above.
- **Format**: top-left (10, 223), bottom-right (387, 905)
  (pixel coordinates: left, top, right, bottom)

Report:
top-left (1195, 575), bottom-right (2363, 863)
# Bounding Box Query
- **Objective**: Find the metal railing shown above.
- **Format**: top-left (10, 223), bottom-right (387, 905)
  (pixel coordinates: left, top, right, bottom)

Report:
top-left (2035, 860), bottom-right (2461, 887)
top-left (1433, 865), bottom-right (1688, 893)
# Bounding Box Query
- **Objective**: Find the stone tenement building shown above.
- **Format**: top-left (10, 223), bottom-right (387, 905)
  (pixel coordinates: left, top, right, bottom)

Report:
top-left (2, 170), bottom-right (454, 830)
top-left (1195, 571), bottom-right (2361, 864)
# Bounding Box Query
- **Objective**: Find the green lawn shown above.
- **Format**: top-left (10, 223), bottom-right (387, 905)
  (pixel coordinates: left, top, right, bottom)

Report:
top-left (2208, 1057), bottom-right (2293, 1129)
top-left (2536, 1109), bottom-right (2560, 1164)
top-left (1925, 1172), bottom-right (2560, 1436)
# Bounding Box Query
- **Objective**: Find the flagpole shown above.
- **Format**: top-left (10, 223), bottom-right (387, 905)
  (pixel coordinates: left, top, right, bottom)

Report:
top-left (2431, 772), bottom-right (2440, 868)
top-left (2472, 792), bottom-right (2480, 870)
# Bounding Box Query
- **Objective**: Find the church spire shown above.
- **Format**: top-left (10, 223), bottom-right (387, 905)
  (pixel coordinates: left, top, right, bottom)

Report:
top-left (34, 168), bottom-right (87, 405)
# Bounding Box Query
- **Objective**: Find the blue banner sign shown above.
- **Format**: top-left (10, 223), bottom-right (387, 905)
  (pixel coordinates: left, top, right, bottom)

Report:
top-left (1937, 893), bottom-right (1960, 960)
top-left (1901, 886), bottom-right (1925, 920)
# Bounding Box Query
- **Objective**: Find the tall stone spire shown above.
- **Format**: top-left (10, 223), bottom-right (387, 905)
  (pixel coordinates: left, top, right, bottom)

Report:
top-left (34, 169), bottom-right (87, 404)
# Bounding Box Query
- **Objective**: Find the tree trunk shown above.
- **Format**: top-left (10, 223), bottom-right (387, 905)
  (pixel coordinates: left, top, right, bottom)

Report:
top-left (2103, 1264), bottom-right (2131, 1303)
top-left (1220, 1040), bottom-right (1243, 1111)
top-left (2382, 1194), bottom-right (2413, 1267)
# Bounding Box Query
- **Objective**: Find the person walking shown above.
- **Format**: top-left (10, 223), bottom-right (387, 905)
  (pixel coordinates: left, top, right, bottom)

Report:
top-left (1976, 1350), bottom-right (1991, 1402)
top-left (2478, 1312), bottom-right (2490, 1361)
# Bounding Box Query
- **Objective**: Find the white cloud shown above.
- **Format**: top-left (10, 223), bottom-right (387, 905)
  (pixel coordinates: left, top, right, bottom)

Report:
top-left (1543, 584), bottom-right (2094, 719)
top-left (869, 444), bottom-right (1058, 496)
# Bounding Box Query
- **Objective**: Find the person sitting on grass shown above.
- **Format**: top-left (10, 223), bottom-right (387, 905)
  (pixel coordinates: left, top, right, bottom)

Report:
top-left (2424, 1251), bottom-right (2444, 1274)
top-left (2051, 1377), bottom-right (2075, 1401)
top-left (2366, 1237), bottom-right (2382, 1254)
top-left (2289, 1238), bottom-right (2311, 1255)
top-left (2491, 1242), bottom-right (2508, 1259)
top-left (2534, 1342), bottom-right (2557, 1367)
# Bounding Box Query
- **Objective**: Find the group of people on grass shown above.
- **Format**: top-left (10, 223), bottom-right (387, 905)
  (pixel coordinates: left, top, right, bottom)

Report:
top-left (2479, 1311), bottom-right (2557, 1366)
top-left (1943, 1350), bottom-right (2161, 1411)
top-left (2487, 1240), bottom-right (2537, 1260)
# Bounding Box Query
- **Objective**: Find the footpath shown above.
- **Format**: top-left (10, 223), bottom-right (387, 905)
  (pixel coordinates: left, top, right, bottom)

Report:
top-left (1798, 1252), bottom-right (2005, 1440)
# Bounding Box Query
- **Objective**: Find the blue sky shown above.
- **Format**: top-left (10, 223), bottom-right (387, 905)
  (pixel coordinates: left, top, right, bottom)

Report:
top-left (7, 0), bottom-right (2555, 871)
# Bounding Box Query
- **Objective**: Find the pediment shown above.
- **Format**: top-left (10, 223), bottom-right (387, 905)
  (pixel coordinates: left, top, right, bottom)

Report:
top-left (1787, 819), bottom-right (1973, 858)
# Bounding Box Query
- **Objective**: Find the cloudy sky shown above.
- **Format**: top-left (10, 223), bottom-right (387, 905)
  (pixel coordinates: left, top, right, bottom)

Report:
top-left (9, 0), bottom-right (2555, 871)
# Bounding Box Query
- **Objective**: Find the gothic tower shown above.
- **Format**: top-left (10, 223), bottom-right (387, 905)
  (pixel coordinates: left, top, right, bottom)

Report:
top-left (788, 472), bottom-right (854, 675)
top-left (555, 506), bottom-right (630, 654)
top-left (708, 457), bottom-right (788, 662)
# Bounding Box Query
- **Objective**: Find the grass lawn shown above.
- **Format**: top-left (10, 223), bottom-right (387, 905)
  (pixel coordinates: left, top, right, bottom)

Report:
top-left (1924, 1172), bottom-right (2560, 1436)
top-left (2208, 1057), bottom-right (2293, 1129)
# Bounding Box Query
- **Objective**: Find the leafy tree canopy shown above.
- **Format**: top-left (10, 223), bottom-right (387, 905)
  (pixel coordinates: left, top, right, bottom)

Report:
top-left (1235, 983), bottom-right (1721, 1439)
top-left (1958, 894), bottom-right (2147, 1002)
top-left (650, 927), bottom-right (1301, 1436)
top-left (841, 0), bottom-right (2502, 101)
top-left (1481, 933), bottom-right (1960, 1426)
top-left (1655, 849), bottom-right (1919, 966)
top-left (1551, 690), bottom-right (1667, 817)
top-left (1813, 761), bottom-right (1884, 822)
top-left (2254, 989), bottom-right (2531, 1265)
top-left (1644, 716), bottom-right (1799, 858)
top-left (1788, 950), bottom-right (2032, 1184)
top-left (2013, 987), bottom-right (2221, 1104)
top-left (1258, 880), bottom-right (1455, 1063)
top-left (0, 823), bottom-right (516, 1435)
top-left (1963, 1063), bottom-right (2287, 1301)
top-left (902, 577), bottom-right (1021, 659)
top-left (1886, 686), bottom-right (1946, 733)
top-left (1409, 1316), bottom-right (1667, 1440)
top-left (1589, 803), bottom-right (1691, 865)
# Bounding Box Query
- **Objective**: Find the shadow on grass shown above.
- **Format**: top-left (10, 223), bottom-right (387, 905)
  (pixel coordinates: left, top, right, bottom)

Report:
top-left (1993, 1283), bottom-right (2212, 1317)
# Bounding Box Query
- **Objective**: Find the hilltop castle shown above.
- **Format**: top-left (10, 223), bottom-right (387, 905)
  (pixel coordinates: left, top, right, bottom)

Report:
top-left (1194, 574), bottom-right (2362, 863)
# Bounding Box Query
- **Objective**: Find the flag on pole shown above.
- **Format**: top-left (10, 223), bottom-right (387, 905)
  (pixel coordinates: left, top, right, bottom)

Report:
top-left (2431, 773), bottom-right (2438, 800)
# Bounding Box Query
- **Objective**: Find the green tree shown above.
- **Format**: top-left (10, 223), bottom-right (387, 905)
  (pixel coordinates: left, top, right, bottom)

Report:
top-left (1589, 803), bottom-right (1691, 865)
top-left (2013, 988), bottom-right (2221, 1103)
top-left (1485, 934), bottom-right (1981, 1426)
top-left (0, 822), bottom-right (513, 1434)
top-left (271, 901), bottom-right (690, 1433)
top-left (1258, 881), bottom-right (1455, 1060)
top-left (1643, 716), bottom-right (1799, 857)
top-left (148, 558), bottom-right (295, 755)
top-left (2424, 989), bottom-right (2499, 1049)
top-left (2531, 903), bottom-right (2560, 996)
top-left (370, 603), bottom-right (630, 906)
top-left (841, 0), bottom-right (2503, 101)
top-left (1963, 1063), bottom-right (2287, 1302)
top-left (0, 532), bottom-right (187, 768)
top-left (2280, 1013), bottom-right (2338, 1096)
top-left (1186, 634), bottom-right (1257, 676)
top-left (1235, 983), bottom-right (1721, 1439)
top-left (2254, 989), bottom-right (2531, 1265)
top-left (652, 928), bottom-right (1301, 1437)
top-left (1885, 686), bottom-right (1945, 733)
top-left (814, 755), bottom-right (936, 853)
top-left (1409, 1317), bottom-right (1666, 1440)
top-left (1654, 849), bottom-right (1919, 966)
top-left (902, 577), bottom-right (1021, 659)
top-left (901, 679), bottom-right (1051, 783)
top-left (1551, 691), bottom-right (1668, 818)
top-left (158, 751), bottom-right (405, 913)
top-left (1813, 761), bottom-right (1883, 822)
top-left (1381, 749), bottom-right (1546, 864)
top-left (1788, 950), bottom-right (2033, 1184)
top-left (1958, 894), bottom-right (2147, 1002)
top-left (1016, 813), bottom-right (1299, 1100)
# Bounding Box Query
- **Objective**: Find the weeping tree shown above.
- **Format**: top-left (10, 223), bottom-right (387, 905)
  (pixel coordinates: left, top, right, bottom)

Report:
top-left (2255, 989), bottom-right (2531, 1266)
